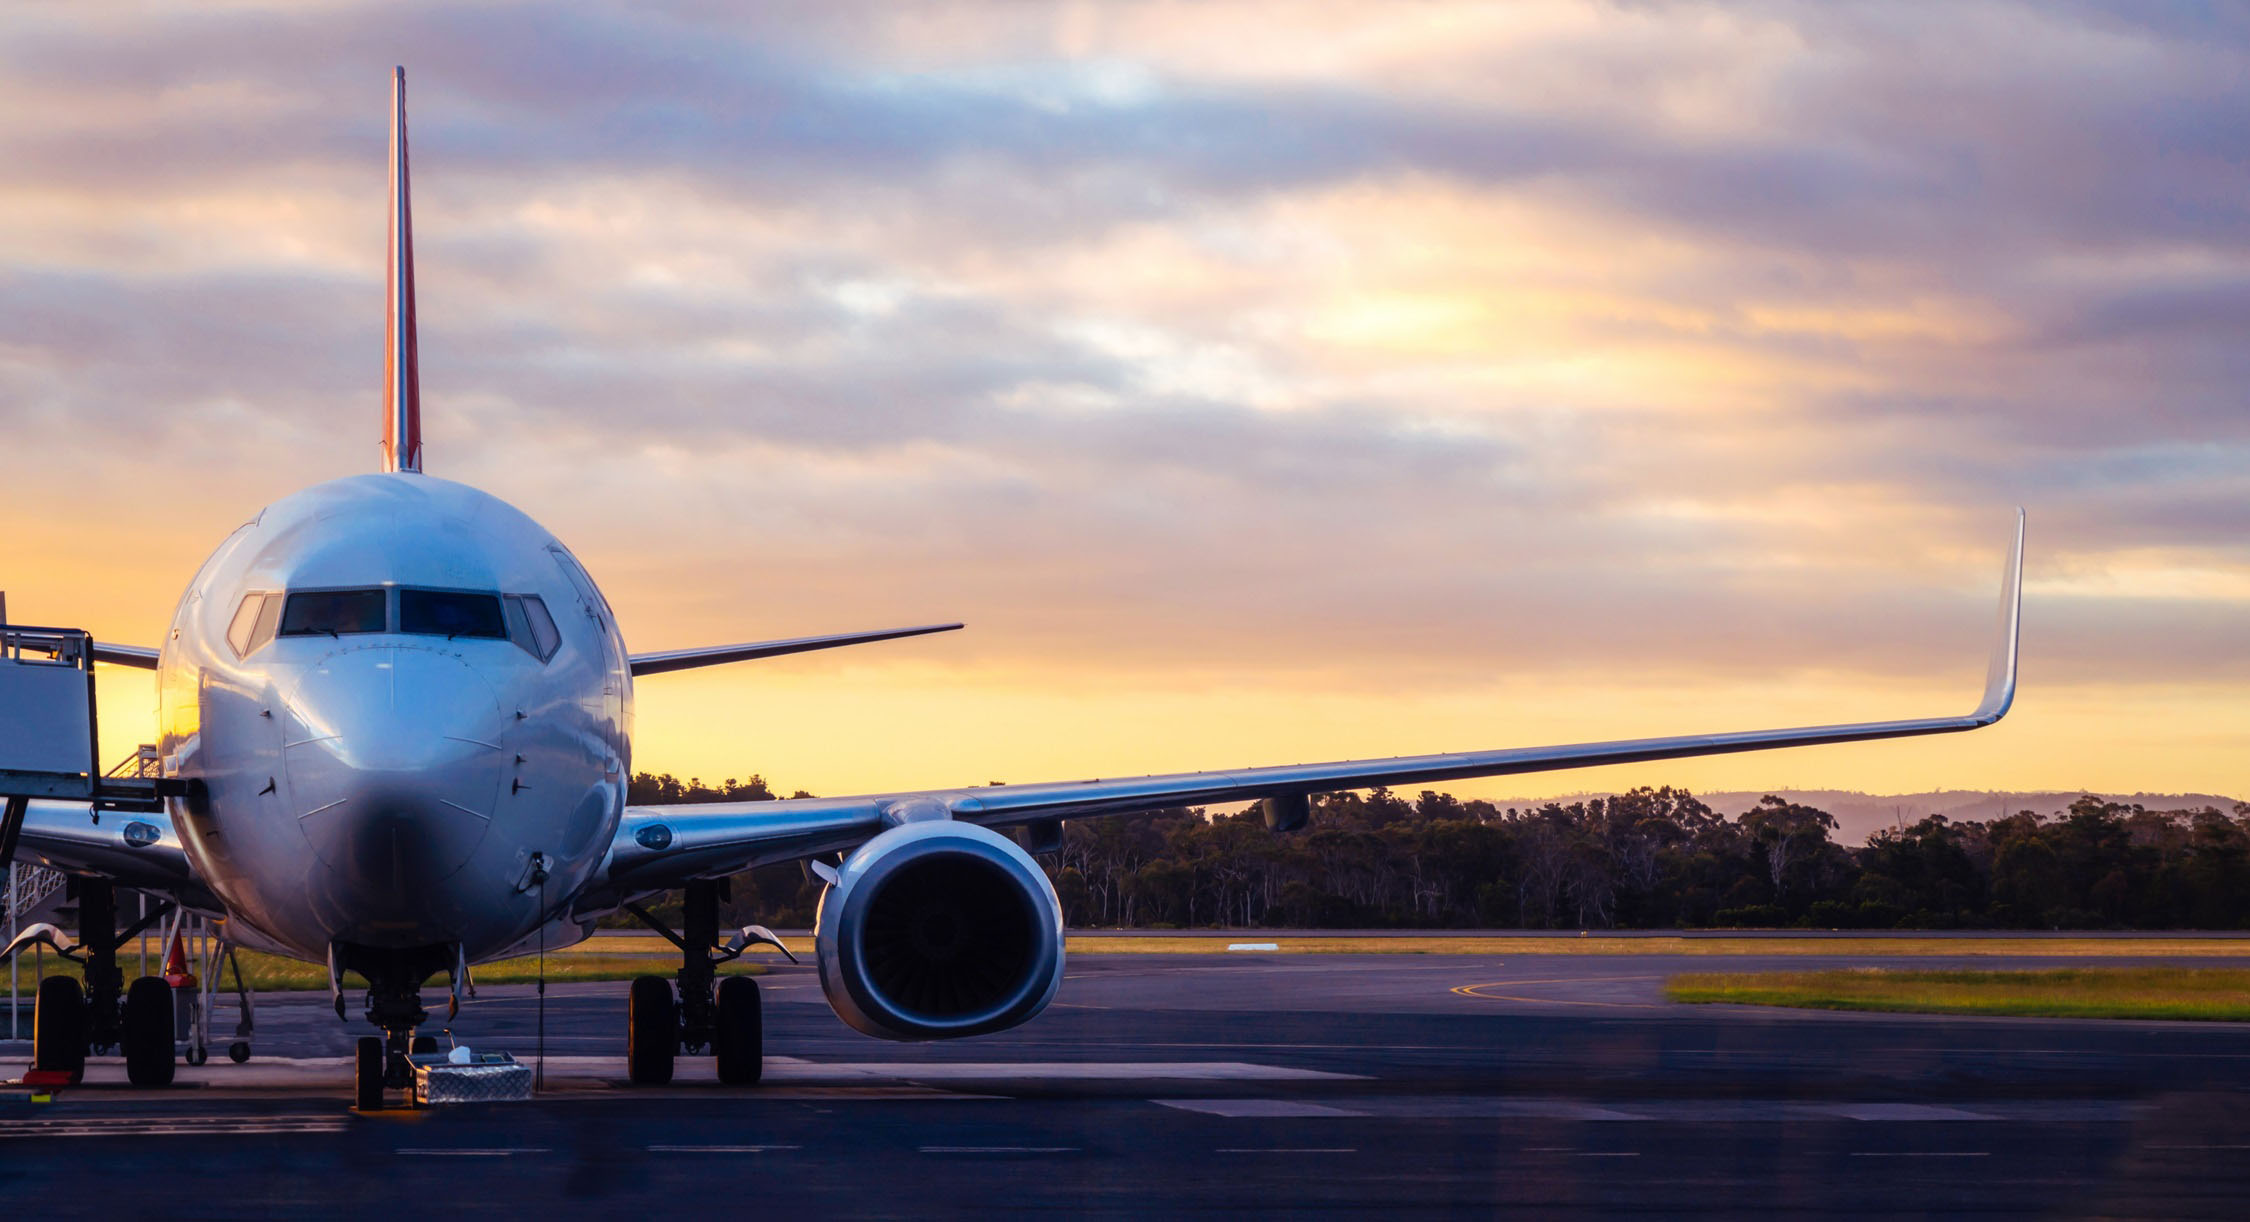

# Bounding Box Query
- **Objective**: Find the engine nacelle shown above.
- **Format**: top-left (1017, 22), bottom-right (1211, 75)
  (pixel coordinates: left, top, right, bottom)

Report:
top-left (814, 819), bottom-right (1065, 1041)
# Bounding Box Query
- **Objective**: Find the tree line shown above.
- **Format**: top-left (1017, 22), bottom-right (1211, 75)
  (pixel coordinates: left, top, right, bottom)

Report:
top-left (628, 772), bottom-right (2250, 930)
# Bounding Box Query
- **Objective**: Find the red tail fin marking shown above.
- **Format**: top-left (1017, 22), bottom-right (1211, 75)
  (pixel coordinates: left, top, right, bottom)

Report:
top-left (382, 66), bottom-right (422, 473)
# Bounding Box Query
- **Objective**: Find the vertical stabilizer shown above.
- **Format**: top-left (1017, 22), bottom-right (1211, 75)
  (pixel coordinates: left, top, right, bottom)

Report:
top-left (382, 66), bottom-right (423, 473)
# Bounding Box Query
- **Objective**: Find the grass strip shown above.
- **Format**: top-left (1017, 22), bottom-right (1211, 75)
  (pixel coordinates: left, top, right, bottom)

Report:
top-left (1052, 935), bottom-right (2250, 957)
top-left (0, 951), bottom-right (768, 995)
top-left (1665, 967), bottom-right (2250, 1021)
top-left (11, 934), bottom-right (2250, 998)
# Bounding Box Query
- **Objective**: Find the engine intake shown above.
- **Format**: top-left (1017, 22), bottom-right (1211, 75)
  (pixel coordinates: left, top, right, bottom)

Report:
top-left (815, 820), bottom-right (1064, 1040)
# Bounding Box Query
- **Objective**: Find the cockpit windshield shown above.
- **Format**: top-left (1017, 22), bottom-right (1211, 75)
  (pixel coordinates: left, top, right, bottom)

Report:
top-left (278, 589), bottom-right (388, 637)
top-left (400, 589), bottom-right (506, 640)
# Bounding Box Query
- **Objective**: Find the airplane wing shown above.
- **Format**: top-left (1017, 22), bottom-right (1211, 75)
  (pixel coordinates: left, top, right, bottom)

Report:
top-left (93, 643), bottom-right (160, 669)
top-left (599, 511), bottom-right (2022, 899)
top-left (4, 640), bottom-right (160, 668)
top-left (12, 801), bottom-right (215, 906)
top-left (628, 623), bottom-right (963, 677)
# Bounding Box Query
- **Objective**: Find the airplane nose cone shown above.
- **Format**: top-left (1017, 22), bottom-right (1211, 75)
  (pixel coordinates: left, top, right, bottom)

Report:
top-left (285, 645), bottom-right (507, 897)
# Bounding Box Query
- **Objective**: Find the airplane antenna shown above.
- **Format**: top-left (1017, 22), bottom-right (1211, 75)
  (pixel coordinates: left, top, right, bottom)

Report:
top-left (530, 852), bottom-right (549, 1092)
top-left (381, 66), bottom-right (423, 474)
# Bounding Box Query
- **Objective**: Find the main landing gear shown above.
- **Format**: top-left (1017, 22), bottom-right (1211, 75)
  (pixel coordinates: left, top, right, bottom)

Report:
top-left (622, 877), bottom-right (784, 1086)
top-left (16, 878), bottom-right (178, 1087)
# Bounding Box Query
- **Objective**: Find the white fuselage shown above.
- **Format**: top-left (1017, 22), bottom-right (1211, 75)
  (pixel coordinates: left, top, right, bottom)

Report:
top-left (158, 473), bottom-right (630, 965)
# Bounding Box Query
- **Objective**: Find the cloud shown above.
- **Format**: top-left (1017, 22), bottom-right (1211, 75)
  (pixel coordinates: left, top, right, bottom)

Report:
top-left (2, 0), bottom-right (2244, 792)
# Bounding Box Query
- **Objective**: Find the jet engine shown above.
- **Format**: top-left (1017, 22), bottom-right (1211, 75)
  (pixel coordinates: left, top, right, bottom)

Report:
top-left (814, 819), bottom-right (1064, 1040)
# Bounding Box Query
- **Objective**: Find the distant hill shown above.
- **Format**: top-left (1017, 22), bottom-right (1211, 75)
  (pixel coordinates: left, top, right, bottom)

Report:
top-left (1482, 789), bottom-right (2248, 847)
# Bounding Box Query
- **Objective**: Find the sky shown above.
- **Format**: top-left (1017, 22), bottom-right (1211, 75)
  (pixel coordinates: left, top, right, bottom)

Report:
top-left (2, 1), bottom-right (2244, 806)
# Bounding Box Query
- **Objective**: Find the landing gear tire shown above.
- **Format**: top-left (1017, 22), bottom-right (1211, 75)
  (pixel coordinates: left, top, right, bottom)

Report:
top-left (186, 1046), bottom-right (209, 1067)
top-left (355, 1036), bottom-right (385, 1111)
top-left (714, 975), bottom-right (763, 1086)
top-left (228, 1041), bottom-right (251, 1064)
top-left (32, 975), bottom-right (87, 1083)
top-left (122, 976), bottom-right (177, 1087)
top-left (411, 1035), bottom-right (438, 1055)
top-left (627, 974), bottom-right (676, 1085)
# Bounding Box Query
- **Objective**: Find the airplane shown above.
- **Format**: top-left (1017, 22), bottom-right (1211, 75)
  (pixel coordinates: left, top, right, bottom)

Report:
top-left (0, 69), bottom-right (2025, 1110)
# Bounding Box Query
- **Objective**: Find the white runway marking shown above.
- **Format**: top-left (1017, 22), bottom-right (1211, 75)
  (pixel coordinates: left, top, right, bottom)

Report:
top-left (919, 1146), bottom-right (1078, 1154)
top-left (1215, 1147), bottom-right (1358, 1154)
top-left (1150, 1097), bottom-right (2135, 1124)
top-left (395, 1148), bottom-right (550, 1157)
top-left (0, 1115), bottom-right (347, 1138)
top-left (767, 1060), bottom-right (1362, 1082)
top-left (646, 1144), bottom-right (800, 1153)
top-left (21, 1054), bottom-right (1362, 1090)
top-left (1816, 1103), bottom-right (1996, 1121)
top-left (1159, 1099), bottom-right (1369, 1118)
top-left (1326, 1098), bottom-right (1643, 1121)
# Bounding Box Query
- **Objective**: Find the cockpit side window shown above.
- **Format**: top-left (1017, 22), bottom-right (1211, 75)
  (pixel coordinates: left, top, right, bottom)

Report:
top-left (503, 594), bottom-right (562, 661)
top-left (547, 545), bottom-right (611, 627)
top-left (278, 589), bottom-right (387, 637)
top-left (247, 594), bottom-right (282, 653)
top-left (226, 593), bottom-right (265, 656)
top-left (399, 589), bottom-right (506, 640)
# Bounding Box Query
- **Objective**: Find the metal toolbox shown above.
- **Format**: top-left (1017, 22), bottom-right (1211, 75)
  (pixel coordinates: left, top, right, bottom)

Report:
top-left (410, 1051), bottom-right (534, 1105)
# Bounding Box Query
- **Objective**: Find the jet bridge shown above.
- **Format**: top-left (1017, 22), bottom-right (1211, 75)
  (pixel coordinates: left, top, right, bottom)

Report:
top-left (1, 624), bottom-right (100, 803)
top-left (0, 623), bottom-right (170, 874)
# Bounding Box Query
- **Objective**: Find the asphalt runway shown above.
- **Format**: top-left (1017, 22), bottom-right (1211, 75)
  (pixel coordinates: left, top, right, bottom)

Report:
top-left (7, 952), bottom-right (2250, 1218)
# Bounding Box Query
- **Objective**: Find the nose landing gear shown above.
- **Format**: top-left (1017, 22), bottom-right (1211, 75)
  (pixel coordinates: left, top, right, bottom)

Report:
top-left (622, 877), bottom-right (786, 1087)
top-left (333, 941), bottom-right (456, 1110)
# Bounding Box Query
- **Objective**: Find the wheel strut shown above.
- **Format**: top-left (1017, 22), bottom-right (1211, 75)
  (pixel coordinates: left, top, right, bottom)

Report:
top-left (623, 879), bottom-right (729, 1053)
top-left (77, 879), bottom-right (123, 1054)
top-left (678, 880), bottom-right (720, 1053)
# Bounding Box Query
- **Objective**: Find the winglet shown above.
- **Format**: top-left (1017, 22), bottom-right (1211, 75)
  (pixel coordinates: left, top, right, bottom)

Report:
top-left (381, 66), bottom-right (423, 474)
top-left (1973, 508), bottom-right (2025, 723)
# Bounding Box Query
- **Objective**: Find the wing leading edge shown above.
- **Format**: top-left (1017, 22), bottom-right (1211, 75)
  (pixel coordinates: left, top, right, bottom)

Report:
top-left (92, 643), bottom-right (160, 669)
top-left (628, 622), bottom-right (963, 676)
top-left (601, 511), bottom-right (2023, 897)
top-left (13, 801), bottom-right (213, 906)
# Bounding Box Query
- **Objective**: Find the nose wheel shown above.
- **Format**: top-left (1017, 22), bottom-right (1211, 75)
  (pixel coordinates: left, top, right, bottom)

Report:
top-left (355, 1037), bottom-right (385, 1111)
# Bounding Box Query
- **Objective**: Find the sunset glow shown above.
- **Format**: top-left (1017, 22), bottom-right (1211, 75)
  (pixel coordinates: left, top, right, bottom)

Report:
top-left (6, 2), bottom-right (2243, 804)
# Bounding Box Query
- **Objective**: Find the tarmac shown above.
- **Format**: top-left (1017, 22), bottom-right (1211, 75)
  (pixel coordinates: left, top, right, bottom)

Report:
top-left (6, 950), bottom-right (2250, 1217)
